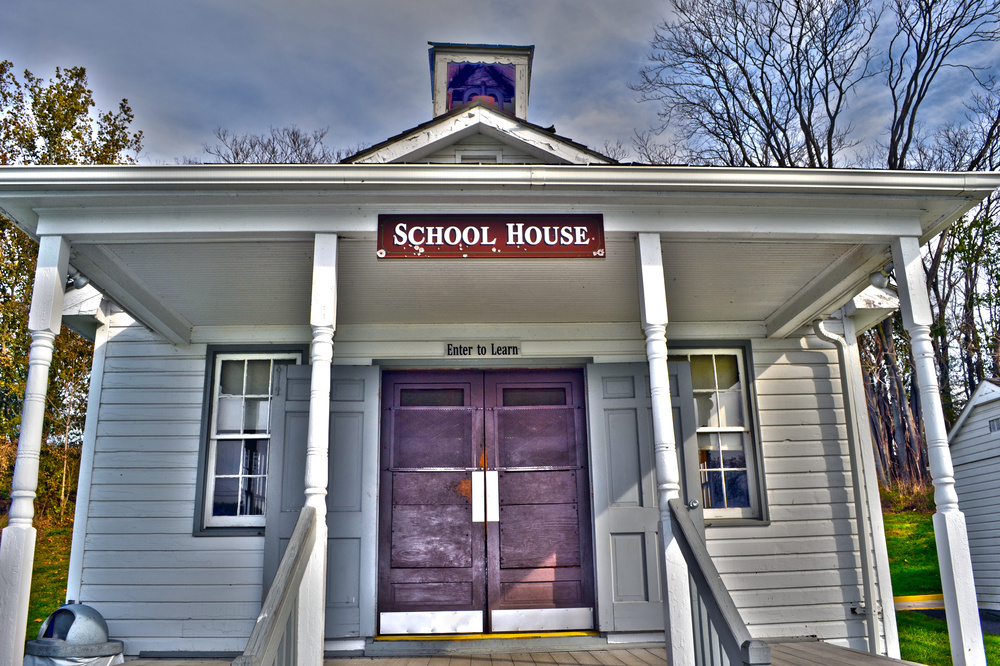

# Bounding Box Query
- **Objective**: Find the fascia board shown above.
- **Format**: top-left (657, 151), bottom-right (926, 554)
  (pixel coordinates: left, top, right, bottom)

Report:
top-left (33, 204), bottom-right (925, 242)
top-left (3, 166), bottom-right (998, 237)
top-left (1, 163), bottom-right (998, 194)
top-left (351, 106), bottom-right (603, 165)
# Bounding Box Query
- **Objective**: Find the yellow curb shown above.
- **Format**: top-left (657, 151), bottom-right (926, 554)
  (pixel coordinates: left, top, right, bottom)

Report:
top-left (894, 594), bottom-right (945, 610)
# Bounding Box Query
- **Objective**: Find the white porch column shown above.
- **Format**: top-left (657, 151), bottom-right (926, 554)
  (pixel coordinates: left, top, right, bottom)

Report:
top-left (891, 237), bottom-right (985, 666)
top-left (299, 234), bottom-right (338, 665)
top-left (636, 233), bottom-right (694, 666)
top-left (0, 236), bottom-right (69, 666)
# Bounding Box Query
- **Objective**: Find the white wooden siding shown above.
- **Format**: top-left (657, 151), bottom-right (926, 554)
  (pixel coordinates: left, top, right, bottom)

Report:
top-left (951, 397), bottom-right (1000, 609)
top-left (78, 315), bottom-right (880, 651)
top-left (79, 313), bottom-right (262, 656)
top-left (705, 336), bottom-right (873, 649)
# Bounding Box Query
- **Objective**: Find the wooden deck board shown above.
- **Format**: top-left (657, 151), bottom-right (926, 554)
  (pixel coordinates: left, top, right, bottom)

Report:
top-left (624, 648), bottom-right (667, 666)
top-left (126, 642), bottom-right (917, 666)
top-left (770, 641), bottom-right (921, 665)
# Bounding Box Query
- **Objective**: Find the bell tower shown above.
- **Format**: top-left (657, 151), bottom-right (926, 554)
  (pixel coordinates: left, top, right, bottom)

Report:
top-left (429, 43), bottom-right (534, 120)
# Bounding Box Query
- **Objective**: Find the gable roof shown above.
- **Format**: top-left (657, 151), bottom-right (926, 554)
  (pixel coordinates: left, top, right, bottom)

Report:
top-left (343, 101), bottom-right (616, 165)
top-left (949, 378), bottom-right (1000, 443)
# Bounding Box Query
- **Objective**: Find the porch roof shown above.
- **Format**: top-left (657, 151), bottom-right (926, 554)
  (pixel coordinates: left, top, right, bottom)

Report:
top-left (0, 164), bottom-right (997, 345)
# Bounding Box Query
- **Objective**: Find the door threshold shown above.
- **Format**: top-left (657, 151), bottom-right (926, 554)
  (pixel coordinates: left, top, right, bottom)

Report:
top-left (375, 631), bottom-right (599, 642)
top-left (366, 632), bottom-right (617, 656)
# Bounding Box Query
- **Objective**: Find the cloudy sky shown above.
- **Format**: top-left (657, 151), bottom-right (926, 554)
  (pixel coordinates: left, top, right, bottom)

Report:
top-left (4, 1), bottom-right (672, 164)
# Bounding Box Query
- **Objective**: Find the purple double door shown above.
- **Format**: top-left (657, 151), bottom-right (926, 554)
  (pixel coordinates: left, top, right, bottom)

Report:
top-left (377, 369), bottom-right (594, 634)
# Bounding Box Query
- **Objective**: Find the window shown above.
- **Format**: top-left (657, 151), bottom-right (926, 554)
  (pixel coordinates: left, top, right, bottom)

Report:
top-left (989, 417), bottom-right (1000, 433)
top-left (202, 352), bottom-right (301, 528)
top-left (672, 348), bottom-right (763, 520)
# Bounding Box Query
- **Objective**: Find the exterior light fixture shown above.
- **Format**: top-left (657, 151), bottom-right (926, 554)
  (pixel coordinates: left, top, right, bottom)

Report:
top-left (869, 262), bottom-right (894, 289)
top-left (66, 268), bottom-right (90, 290)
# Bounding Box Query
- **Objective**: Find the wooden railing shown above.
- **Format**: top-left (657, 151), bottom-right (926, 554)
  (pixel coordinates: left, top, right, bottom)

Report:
top-left (233, 506), bottom-right (318, 666)
top-left (668, 499), bottom-right (771, 666)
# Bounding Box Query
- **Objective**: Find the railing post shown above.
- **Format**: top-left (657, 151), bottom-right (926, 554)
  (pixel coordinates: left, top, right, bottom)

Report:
top-left (636, 233), bottom-right (694, 666)
top-left (298, 233), bottom-right (339, 665)
top-left (741, 640), bottom-right (771, 666)
top-left (892, 237), bottom-right (985, 666)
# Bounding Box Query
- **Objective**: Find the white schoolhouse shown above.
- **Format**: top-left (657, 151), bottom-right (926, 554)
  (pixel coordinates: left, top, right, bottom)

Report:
top-left (2, 44), bottom-right (998, 666)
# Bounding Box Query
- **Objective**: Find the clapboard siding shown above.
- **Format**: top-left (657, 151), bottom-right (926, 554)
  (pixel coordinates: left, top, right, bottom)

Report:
top-left (80, 313), bottom-right (260, 654)
top-left (951, 390), bottom-right (1000, 609)
top-left (704, 336), bottom-right (871, 649)
top-left (75, 314), bottom-right (881, 650)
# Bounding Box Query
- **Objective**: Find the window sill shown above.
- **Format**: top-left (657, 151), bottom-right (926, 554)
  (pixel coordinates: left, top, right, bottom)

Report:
top-left (704, 517), bottom-right (771, 528)
top-left (194, 526), bottom-right (265, 537)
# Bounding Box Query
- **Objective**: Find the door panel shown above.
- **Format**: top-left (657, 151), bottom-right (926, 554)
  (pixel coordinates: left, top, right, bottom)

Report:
top-left (378, 369), bottom-right (593, 634)
top-left (378, 371), bottom-right (485, 627)
top-left (264, 364), bottom-right (380, 638)
top-left (486, 370), bottom-right (592, 629)
top-left (587, 362), bottom-right (699, 632)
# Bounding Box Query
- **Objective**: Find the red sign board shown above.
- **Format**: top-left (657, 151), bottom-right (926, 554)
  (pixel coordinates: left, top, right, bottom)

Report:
top-left (377, 214), bottom-right (605, 259)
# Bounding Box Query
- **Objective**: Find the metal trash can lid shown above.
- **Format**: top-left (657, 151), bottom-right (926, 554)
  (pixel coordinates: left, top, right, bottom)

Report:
top-left (37, 604), bottom-right (110, 644)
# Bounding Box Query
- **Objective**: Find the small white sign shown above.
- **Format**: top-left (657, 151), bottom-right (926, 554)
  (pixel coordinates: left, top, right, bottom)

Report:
top-left (444, 341), bottom-right (521, 358)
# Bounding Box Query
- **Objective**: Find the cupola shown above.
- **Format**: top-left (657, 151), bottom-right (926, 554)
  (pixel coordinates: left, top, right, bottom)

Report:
top-left (429, 43), bottom-right (534, 120)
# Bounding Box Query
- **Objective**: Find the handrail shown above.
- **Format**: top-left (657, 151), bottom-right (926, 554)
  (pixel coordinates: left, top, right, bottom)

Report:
top-left (667, 498), bottom-right (771, 666)
top-left (233, 506), bottom-right (318, 666)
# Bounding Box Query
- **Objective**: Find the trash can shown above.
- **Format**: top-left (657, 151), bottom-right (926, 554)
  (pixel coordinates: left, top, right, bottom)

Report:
top-left (23, 604), bottom-right (124, 666)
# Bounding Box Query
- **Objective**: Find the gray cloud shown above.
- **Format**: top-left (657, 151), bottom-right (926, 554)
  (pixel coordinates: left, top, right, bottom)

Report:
top-left (4, 0), bottom-right (667, 163)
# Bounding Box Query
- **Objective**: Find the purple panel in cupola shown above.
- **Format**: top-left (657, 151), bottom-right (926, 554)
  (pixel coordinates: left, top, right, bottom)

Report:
top-left (446, 62), bottom-right (515, 113)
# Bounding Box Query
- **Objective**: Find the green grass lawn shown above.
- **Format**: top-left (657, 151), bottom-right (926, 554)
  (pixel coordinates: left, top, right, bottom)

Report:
top-left (883, 510), bottom-right (942, 597)
top-left (883, 509), bottom-right (1000, 665)
top-left (896, 610), bottom-right (1000, 665)
top-left (0, 517), bottom-right (74, 642)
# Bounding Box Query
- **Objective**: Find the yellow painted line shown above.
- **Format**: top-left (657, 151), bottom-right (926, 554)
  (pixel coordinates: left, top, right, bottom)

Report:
top-left (375, 631), bottom-right (599, 641)
top-left (894, 594), bottom-right (945, 610)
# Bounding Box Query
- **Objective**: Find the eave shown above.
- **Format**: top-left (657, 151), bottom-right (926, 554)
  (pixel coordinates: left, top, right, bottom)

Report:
top-left (1, 164), bottom-right (997, 346)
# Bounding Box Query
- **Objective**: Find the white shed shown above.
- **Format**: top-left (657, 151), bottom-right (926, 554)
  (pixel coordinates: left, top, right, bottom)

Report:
top-left (950, 378), bottom-right (1000, 611)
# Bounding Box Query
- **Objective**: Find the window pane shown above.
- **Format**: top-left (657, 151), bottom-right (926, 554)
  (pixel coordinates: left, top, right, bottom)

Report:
top-left (701, 470), bottom-right (725, 508)
top-left (219, 360), bottom-right (245, 395)
top-left (718, 432), bottom-right (744, 452)
top-left (715, 355), bottom-right (740, 390)
top-left (724, 471), bottom-right (750, 507)
top-left (216, 440), bottom-right (242, 475)
top-left (216, 397), bottom-right (243, 434)
top-left (244, 398), bottom-right (269, 434)
top-left (503, 387), bottom-right (567, 406)
top-left (722, 449), bottom-right (746, 468)
top-left (241, 476), bottom-right (267, 516)
top-left (213, 478), bottom-right (239, 516)
top-left (244, 440), bottom-right (268, 476)
top-left (699, 433), bottom-right (719, 469)
top-left (399, 388), bottom-right (465, 407)
top-left (691, 356), bottom-right (716, 390)
top-left (695, 394), bottom-right (719, 428)
top-left (245, 360), bottom-right (272, 395)
top-left (716, 391), bottom-right (744, 427)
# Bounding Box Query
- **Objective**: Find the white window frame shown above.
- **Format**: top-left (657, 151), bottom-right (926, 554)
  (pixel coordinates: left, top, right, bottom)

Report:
top-left (203, 352), bottom-right (301, 528)
top-left (673, 347), bottom-right (762, 521)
